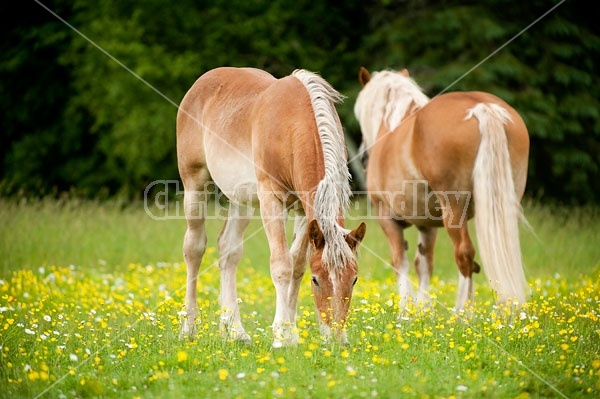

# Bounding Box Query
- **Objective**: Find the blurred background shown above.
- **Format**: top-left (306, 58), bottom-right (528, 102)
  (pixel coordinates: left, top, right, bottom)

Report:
top-left (1, 0), bottom-right (598, 204)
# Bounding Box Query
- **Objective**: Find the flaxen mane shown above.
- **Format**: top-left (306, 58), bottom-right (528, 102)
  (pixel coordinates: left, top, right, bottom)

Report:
top-left (354, 70), bottom-right (429, 148)
top-left (292, 69), bottom-right (355, 272)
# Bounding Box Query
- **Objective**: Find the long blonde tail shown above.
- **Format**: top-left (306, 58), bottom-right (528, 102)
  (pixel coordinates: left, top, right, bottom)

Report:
top-left (468, 103), bottom-right (528, 304)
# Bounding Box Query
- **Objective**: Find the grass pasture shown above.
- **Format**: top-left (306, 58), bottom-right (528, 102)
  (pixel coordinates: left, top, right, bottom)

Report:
top-left (0, 197), bottom-right (599, 398)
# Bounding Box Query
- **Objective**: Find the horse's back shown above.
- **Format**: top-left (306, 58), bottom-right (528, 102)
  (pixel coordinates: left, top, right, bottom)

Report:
top-left (413, 91), bottom-right (529, 194)
top-left (177, 67), bottom-right (274, 146)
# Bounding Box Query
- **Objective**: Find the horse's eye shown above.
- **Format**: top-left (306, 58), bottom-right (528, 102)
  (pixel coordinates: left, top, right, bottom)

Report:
top-left (352, 276), bottom-right (358, 286)
top-left (311, 276), bottom-right (319, 287)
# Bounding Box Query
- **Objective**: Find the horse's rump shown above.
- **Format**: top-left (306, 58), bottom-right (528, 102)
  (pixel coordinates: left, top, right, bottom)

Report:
top-left (412, 91), bottom-right (528, 194)
top-left (177, 67), bottom-right (276, 201)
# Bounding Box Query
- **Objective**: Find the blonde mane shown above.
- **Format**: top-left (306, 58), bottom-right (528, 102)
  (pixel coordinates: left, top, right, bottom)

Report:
top-left (292, 69), bottom-right (355, 272)
top-left (354, 70), bottom-right (430, 149)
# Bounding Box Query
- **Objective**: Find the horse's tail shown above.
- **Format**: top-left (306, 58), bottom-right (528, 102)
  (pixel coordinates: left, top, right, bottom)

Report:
top-left (468, 103), bottom-right (528, 304)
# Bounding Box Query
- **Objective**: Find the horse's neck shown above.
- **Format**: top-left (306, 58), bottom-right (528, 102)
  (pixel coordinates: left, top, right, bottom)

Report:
top-left (297, 190), bottom-right (345, 227)
top-left (404, 101), bottom-right (422, 121)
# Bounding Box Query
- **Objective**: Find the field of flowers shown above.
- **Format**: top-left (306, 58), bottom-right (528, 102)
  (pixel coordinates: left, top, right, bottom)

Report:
top-left (0, 255), bottom-right (600, 398)
top-left (1, 248), bottom-right (599, 398)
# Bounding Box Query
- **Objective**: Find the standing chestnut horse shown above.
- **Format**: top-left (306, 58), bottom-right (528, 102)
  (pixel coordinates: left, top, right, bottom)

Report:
top-left (177, 67), bottom-right (366, 347)
top-left (354, 67), bottom-right (529, 312)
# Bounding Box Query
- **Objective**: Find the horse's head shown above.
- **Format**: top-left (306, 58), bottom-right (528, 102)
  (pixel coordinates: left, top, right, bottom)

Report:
top-left (307, 219), bottom-right (366, 344)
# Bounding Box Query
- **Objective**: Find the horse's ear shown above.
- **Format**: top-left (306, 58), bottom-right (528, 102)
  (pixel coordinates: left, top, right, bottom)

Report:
top-left (400, 68), bottom-right (409, 77)
top-left (346, 222), bottom-right (367, 251)
top-left (359, 67), bottom-right (371, 86)
top-left (309, 219), bottom-right (325, 250)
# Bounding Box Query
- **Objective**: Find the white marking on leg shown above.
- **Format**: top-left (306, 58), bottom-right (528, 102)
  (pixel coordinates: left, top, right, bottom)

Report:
top-left (415, 252), bottom-right (431, 305)
top-left (455, 273), bottom-right (474, 313)
top-left (398, 252), bottom-right (413, 310)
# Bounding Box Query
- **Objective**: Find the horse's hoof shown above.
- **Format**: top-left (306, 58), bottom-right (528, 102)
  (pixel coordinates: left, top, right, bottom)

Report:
top-left (179, 312), bottom-right (197, 340)
top-left (221, 323), bottom-right (252, 344)
top-left (231, 330), bottom-right (252, 344)
top-left (179, 326), bottom-right (197, 341)
top-left (272, 338), bottom-right (298, 349)
top-left (271, 333), bottom-right (299, 348)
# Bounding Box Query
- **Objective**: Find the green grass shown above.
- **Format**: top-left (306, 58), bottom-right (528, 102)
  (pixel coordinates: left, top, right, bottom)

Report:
top-left (1, 197), bottom-right (599, 398)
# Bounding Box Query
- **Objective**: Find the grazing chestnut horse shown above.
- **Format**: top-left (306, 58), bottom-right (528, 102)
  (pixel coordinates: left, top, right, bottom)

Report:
top-left (354, 67), bottom-right (529, 312)
top-left (177, 67), bottom-right (366, 346)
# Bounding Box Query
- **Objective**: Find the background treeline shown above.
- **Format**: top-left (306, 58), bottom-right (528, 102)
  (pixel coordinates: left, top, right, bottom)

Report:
top-left (1, 0), bottom-right (598, 203)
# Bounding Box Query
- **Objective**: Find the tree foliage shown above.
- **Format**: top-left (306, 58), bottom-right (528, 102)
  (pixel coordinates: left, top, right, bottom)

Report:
top-left (361, 0), bottom-right (599, 203)
top-left (1, 0), bottom-right (598, 203)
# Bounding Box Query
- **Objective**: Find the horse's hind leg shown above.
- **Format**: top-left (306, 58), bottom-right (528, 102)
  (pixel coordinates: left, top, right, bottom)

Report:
top-left (376, 204), bottom-right (412, 310)
top-left (217, 202), bottom-right (251, 343)
top-left (414, 226), bottom-right (437, 306)
top-left (438, 195), bottom-right (479, 313)
top-left (180, 169), bottom-right (210, 339)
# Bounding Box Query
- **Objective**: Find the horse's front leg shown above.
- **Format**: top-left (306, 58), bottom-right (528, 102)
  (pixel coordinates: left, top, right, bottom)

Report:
top-left (258, 191), bottom-right (298, 347)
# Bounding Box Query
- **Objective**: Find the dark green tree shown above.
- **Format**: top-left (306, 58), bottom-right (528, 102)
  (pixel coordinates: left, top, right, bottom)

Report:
top-left (0, 1), bottom-right (101, 196)
top-left (1, 0), bottom-right (598, 203)
top-left (355, 0), bottom-right (599, 203)
top-left (2, 0), bottom-right (368, 198)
